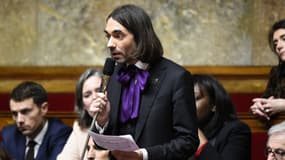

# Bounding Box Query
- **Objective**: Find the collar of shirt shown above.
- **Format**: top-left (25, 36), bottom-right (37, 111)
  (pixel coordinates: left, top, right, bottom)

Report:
top-left (134, 60), bottom-right (149, 70)
top-left (26, 120), bottom-right (49, 157)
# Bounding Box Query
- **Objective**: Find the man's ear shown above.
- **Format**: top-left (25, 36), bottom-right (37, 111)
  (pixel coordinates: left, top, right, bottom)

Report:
top-left (40, 102), bottom-right (48, 115)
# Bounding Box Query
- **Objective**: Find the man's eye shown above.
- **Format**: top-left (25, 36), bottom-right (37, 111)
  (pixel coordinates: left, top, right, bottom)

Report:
top-left (275, 149), bottom-right (285, 156)
top-left (113, 33), bottom-right (124, 39)
top-left (11, 112), bottom-right (17, 117)
top-left (105, 34), bottom-right (110, 39)
top-left (21, 109), bottom-right (32, 115)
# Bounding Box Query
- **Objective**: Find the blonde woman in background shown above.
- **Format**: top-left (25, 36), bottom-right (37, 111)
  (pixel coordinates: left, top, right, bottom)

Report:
top-left (57, 69), bottom-right (109, 160)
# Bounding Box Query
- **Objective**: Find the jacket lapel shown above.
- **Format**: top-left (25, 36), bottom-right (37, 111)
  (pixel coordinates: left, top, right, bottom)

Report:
top-left (108, 64), bottom-right (123, 134)
top-left (134, 61), bottom-right (166, 141)
top-left (17, 136), bottom-right (26, 159)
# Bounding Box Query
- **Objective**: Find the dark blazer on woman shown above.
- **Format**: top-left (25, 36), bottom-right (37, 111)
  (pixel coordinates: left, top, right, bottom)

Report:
top-left (197, 120), bottom-right (251, 160)
top-left (105, 57), bottom-right (199, 160)
top-left (263, 65), bottom-right (285, 98)
top-left (1, 118), bottom-right (72, 160)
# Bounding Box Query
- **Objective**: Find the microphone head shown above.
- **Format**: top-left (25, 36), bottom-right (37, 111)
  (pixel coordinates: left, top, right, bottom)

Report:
top-left (103, 58), bottom-right (115, 76)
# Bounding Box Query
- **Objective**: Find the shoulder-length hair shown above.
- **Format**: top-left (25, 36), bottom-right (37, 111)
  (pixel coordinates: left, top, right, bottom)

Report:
top-left (193, 74), bottom-right (237, 138)
top-left (268, 19), bottom-right (285, 80)
top-left (268, 19), bottom-right (285, 54)
top-left (75, 69), bottom-right (103, 129)
top-left (107, 4), bottom-right (163, 64)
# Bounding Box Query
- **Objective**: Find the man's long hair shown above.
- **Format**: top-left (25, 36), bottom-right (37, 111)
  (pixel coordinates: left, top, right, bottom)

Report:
top-left (107, 4), bottom-right (163, 64)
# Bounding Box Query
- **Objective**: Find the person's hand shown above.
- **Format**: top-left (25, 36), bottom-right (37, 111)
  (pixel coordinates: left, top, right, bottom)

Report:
top-left (90, 92), bottom-right (110, 127)
top-left (111, 150), bottom-right (143, 160)
top-left (257, 97), bottom-right (285, 116)
top-left (250, 98), bottom-right (271, 120)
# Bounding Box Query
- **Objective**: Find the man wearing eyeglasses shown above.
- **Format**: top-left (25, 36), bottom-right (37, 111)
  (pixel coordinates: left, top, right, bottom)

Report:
top-left (266, 121), bottom-right (285, 160)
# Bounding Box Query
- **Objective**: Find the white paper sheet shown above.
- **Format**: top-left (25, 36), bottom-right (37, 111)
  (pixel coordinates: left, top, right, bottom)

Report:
top-left (88, 131), bottom-right (139, 151)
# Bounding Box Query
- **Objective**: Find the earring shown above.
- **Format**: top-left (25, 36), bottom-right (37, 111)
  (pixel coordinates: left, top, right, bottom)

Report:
top-left (211, 105), bottom-right (216, 112)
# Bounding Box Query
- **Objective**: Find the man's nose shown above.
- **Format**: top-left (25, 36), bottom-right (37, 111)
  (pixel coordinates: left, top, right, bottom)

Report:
top-left (107, 37), bottom-right (116, 48)
top-left (267, 152), bottom-right (276, 160)
top-left (16, 113), bottom-right (25, 124)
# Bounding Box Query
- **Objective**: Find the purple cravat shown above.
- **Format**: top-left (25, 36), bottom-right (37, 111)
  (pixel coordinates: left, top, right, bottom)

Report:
top-left (116, 65), bottom-right (149, 123)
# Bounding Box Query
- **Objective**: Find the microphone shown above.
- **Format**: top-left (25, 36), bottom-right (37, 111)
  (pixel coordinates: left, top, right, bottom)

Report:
top-left (81, 57), bottom-right (115, 160)
top-left (92, 57), bottom-right (115, 122)
top-left (100, 57), bottom-right (116, 93)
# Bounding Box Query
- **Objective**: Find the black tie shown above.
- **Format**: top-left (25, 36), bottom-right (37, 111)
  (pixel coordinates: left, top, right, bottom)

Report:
top-left (26, 140), bottom-right (37, 160)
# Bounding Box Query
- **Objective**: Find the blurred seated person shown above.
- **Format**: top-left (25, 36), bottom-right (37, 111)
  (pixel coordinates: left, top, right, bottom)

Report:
top-left (57, 69), bottom-right (109, 160)
top-left (266, 120), bottom-right (285, 160)
top-left (1, 81), bottom-right (72, 160)
top-left (193, 74), bottom-right (251, 160)
top-left (85, 138), bottom-right (110, 160)
top-left (0, 147), bottom-right (11, 160)
top-left (250, 19), bottom-right (285, 120)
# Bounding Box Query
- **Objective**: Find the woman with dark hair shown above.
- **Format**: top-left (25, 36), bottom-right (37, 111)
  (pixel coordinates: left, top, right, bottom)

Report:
top-left (57, 69), bottom-right (109, 160)
top-left (193, 74), bottom-right (251, 160)
top-left (250, 19), bottom-right (285, 120)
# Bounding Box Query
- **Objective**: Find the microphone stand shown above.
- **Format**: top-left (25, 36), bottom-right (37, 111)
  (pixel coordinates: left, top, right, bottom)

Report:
top-left (80, 113), bottom-right (98, 160)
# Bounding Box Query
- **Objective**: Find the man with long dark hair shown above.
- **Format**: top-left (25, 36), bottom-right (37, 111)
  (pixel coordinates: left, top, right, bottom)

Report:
top-left (93, 4), bottom-right (199, 160)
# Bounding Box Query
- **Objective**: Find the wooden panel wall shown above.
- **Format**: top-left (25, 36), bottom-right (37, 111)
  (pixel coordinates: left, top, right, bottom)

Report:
top-left (0, 66), bottom-right (270, 93)
top-left (0, 65), bottom-right (281, 133)
top-left (0, 66), bottom-right (278, 160)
